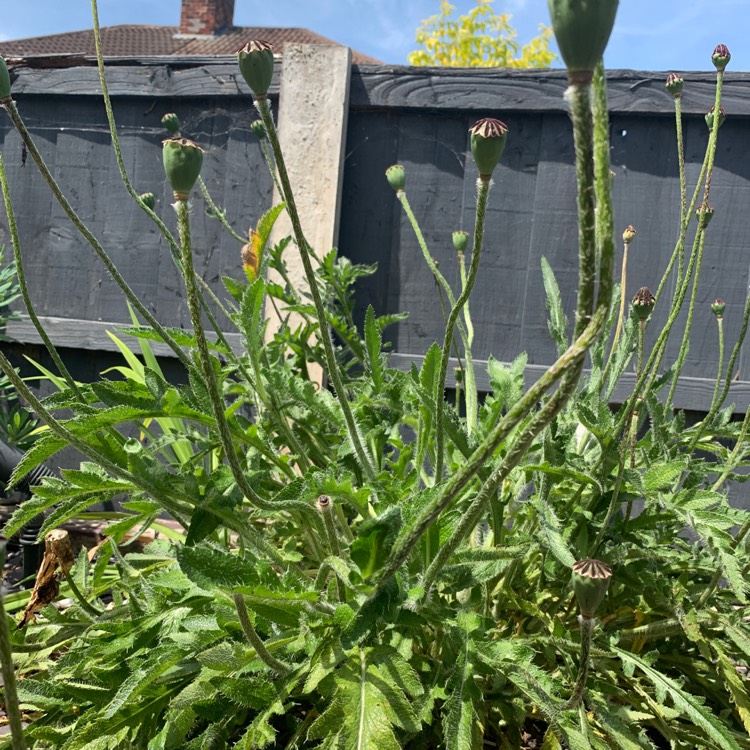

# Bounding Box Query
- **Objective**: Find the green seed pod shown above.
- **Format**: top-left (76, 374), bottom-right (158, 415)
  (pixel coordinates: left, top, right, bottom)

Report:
top-left (385, 164), bottom-right (406, 192)
top-left (0, 57), bottom-right (10, 102)
top-left (631, 287), bottom-right (655, 322)
top-left (622, 225), bottom-right (636, 244)
top-left (469, 118), bottom-right (508, 179)
top-left (665, 73), bottom-right (683, 99)
top-left (452, 230), bottom-right (469, 253)
top-left (705, 105), bottom-right (726, 131)
top-left (712, 44), bottom-right (731, 72)
top-left (571, 559), bottom-right (612, 618)
top-left (547, 0), bottom-right (619, 82)
top-left (250, 120), bottom-right (267, 140)
top-left (161, 112), bottom-right (180, 135)
top-left (711, 298), bottom-right (726, 319)
top-left (237, 40), bottom-right (275, 99)
top-left (162, 137), bottom-right (204, 201)
top-left (696, 202), bottom-right (714, 229)
top-left (139, 192), bottom-right (156, 210)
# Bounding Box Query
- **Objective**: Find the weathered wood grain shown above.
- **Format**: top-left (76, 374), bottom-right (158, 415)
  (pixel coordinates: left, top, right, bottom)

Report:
top-left (9, 59), bottom-right (750, 115)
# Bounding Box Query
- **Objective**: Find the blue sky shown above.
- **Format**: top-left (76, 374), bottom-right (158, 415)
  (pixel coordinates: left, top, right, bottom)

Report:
top-left (1, 0), bottom-right (748, 71)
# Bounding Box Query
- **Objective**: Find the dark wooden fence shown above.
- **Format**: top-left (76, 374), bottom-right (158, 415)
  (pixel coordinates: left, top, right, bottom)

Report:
top-left (2, 57), bottom-right (750, 413)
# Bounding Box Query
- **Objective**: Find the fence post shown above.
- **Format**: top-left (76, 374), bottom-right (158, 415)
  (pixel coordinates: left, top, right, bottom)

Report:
top-left (265, 43), bottom-right (352, 386)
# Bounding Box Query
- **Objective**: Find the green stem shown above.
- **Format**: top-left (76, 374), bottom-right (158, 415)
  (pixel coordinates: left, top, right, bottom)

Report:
top-left (318, 499), bottom-right (346, 602)
top-left (233, 593), bottom-right (291, 674)
top-left (256, 98), bottom-right (376, 481)
top-left (675, 96), bottom-right (687, 224)
top-left (198, 177), bottom-right (247, 243)
top-left (0, 153), bottom-right (82, 398)
top-left (0, 562), bottom-right (26, 749)
top-left (711, 403), bottom-right (750, 493)
top-left (602, 242), bottom-right (628, 386)
top-left (714, 287), bottom-right (750, 414)
top-left (566, 616), bottom-right (595, 710)
top-left (1, 100), bottom-right (190, 369)
top-left (175, 200), bottom-right (322, 530)
top-left (688, 315), bottom-right (724, 451)
top-left (434, 177), bottom-right (490, 479)
top-left (63, 571), bottom-right (103, 618)
top-left (457, 249), bottom-right (478, 434)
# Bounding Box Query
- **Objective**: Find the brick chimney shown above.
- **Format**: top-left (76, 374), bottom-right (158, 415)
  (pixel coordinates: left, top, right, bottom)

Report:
top-left (179, 0), bottom-right (235, 36)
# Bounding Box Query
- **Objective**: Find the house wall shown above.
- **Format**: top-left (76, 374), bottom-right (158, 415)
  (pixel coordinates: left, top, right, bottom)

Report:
top-left (2, 58), bottom-right (750, 413)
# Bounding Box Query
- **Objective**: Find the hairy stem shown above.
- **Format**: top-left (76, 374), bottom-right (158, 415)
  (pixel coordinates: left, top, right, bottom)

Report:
top-left (233, 593), bottom-right (291, 674)
top-left (566, 616), bottom-right (595, 710)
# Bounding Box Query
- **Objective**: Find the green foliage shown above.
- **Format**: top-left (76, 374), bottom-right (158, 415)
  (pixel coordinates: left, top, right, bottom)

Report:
top-left (409, 0), bottom-right (556, 68)
top-left (0, 5), bottom-right (749, 750)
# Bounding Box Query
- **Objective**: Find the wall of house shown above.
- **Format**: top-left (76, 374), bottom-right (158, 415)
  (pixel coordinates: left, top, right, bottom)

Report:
top-left (2, 57), bottom-right (750, 414)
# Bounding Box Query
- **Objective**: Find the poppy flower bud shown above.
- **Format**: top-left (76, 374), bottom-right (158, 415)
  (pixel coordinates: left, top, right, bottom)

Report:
top-left (237, 40), bottom-right (275, 99)
top-left (622, 225), bottom-right (636, 244)
top-left (705, 106), bottom-right (726, 131)
top-left (712, 44), bottom-right (731, 72)
top-left (696, 202), bottom-right (714, 229)
top-left (469, 118), bottom-right (508, 179)
top-left (385, 164), bottom-right (406, 192)
top-left (571, 559), bottom-right (612, 618)
top-left (547, 0), bottom-right (619, 82)
top-left (161, 112), bottom-right (180, 135)
top-left (711, 299), bottom-right (726, 319)
top-left (162, 137), bottom-right (204, 201)
top-left (665, 73), bottom-right (684, 98)
top-left (250, 120), bottom-right (267, 140)
top-left (139, 192), bottom-right (156, 211)
top-left (632, 287), bottom-right (655, 322)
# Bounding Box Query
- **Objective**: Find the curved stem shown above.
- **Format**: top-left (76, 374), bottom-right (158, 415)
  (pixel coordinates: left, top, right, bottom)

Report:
top-left (233, 593), bottom-right (291, 674)
top-left (175, 200), bottom-right (322, 530)
top-left (714, 286), bottom-right (750, 415)
top-left (688, 315), bottom-right (724, 451)
top-left (434, 177), bottom-right (490, 479)
top-left (602, 241), bottom-right (628, 386)
top-left (0, 153), bottom-right (81, 398)
top-left (256, 98), bottom-right (376, 481)
top-left (1, 100), bottom-right (191, 369)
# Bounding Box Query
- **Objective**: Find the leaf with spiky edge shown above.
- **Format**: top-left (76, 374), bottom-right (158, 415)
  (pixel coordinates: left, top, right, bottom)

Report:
top-left (304, 636), bottom-right (348, 694)
top-left (442, 622), bottom-right (485, 750)
top-left (6, 433), bottom-right (69, 489)
top-left (176, 544), bottom-right (259, 591)
top-left (713, 643), bottom-right (750, 735)
top-left (591, 702), bottom-right (659, 750)
top-left (147, 706), bottom-right (196, 750)
top-left (210, 675), bottom-right (277, 709)
top-left (233, 671), bottom-right (298, 749)
top-left (364, 304), bottom-right (385, 393)
top-left (529, 496), bottom-right (575, 568)
top-left (612, 646), bottom-right (743, 750)
top-left (437, 545), bottom-right (528, 593)
top-left (541, 256), bottom-right (569, 356)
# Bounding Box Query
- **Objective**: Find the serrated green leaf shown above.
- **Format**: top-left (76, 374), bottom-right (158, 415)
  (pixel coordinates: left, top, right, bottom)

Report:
top-left (176, 545), bottom-right (258, 590)
top-left (364, 305), bottom-right (384, 392)
top-left (541, 256), bottom-right (568, 356)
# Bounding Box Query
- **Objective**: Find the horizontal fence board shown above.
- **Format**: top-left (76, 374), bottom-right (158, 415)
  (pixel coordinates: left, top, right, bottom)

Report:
top-left (387, 353), bottom-right (750, 414)
top-left (6, 316), bottom-right (243, 356)
top-left (8, 59), bottom-right (750, 115)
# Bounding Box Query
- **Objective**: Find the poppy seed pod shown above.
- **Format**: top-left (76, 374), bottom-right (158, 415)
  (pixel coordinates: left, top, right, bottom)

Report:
top-left (547, 0), bottom-right (619, 82)
top-left (452, 230), bottom-right (469, 253)
top-left (711, 298), bottom-right (726, 319)
top-left (712, 44), bottom-right (731, 72)
top-left (469, 118), bottom-right (508, 179)
top-left (571, 559), bottom-right (612, 618)
top-left (385, 164), bottom-right (406, 192)
top-left (162, 137), bottom-right (204, 201)
top-left (0, 57), bottom-right (10, 102)
top-left (237, 40), bottom-right (275, 99)
top-left (632, 287), bottom-right (655, 322)
top-left (139, 192), bottom-right (156, 211)
top-left (665, 73), bottom-right (683, 99)
top-left (161, 112), bottom-right (180, 135)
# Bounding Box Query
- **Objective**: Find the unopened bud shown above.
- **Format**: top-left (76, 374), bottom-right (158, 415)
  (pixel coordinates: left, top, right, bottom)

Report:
top-left (161, 112), bottom-right (180, 135)
top-left (250, 120), bottom-right (267, 140)
top-left (139, 192), bottom-right (156, 211)
top-left (711, 298), bottom-right (726, 318)
top-left (696, 202), bottom-right (714, 229)
top-left (705, 105), bottom-right (726, 131)
top-left (665, 73), bottom-right (683, 98)
top-left (632, 287), bottom-right (655, 321)
top-left (622, 225), bottom-right (636, 244)
top-left (712, 44), bottom-right (731, 72)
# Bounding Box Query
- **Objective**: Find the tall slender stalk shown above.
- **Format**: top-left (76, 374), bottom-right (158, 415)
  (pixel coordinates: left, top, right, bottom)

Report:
top-left (255, 98), bottom-right (377, 481)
